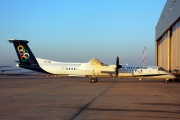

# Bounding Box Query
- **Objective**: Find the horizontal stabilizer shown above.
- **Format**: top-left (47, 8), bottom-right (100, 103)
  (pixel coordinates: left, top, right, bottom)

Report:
top-left (14, 61), bottom-right (20, 63)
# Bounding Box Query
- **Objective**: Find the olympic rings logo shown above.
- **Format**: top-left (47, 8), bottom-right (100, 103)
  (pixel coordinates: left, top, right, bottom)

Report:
top-left (17, 45), bottom-right (30, 62)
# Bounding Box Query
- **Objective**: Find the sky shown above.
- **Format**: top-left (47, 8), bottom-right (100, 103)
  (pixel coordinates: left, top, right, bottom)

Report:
top-left (0, 0), bottom-right (166, 71)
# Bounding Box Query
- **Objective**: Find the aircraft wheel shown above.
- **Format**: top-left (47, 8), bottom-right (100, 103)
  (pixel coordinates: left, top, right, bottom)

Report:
top-left (164, 80), bottom-right (169, 83)
top-left (90, 78), bottom-right (95, 83)
top-left (95, 78), bottom-right (98, 82)
top-left (175, 78), bottom-right (180, 83)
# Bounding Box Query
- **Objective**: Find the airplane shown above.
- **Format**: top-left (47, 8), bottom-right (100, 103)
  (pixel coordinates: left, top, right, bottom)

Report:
top-left (0, 66), bottom-right (12, 68)
top-left (8, 39), bottom-right (176, 83)
top-left (0, 66), bottom-right (21, 73)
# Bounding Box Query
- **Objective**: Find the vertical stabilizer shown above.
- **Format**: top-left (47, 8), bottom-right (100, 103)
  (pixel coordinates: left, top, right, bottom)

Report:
top-left (8, 39), bottom-right (48, 73)
top-left (9, 39), bottom-right (38, 65)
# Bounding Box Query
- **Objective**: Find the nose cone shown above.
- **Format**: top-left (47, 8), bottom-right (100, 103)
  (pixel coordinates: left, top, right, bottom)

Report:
top-left (170, 74), bottom-right (176, 79)
top-left (165, 71), bottom-right (176, 79)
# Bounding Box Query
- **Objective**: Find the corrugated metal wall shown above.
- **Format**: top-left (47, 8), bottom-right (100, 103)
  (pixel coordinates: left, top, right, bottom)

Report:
top-left (171, 20), bottom-right (180, 70)
top-left (157, 19), bottom-right (180, 71)
top-left (157, 32), bottom-right (168, 70)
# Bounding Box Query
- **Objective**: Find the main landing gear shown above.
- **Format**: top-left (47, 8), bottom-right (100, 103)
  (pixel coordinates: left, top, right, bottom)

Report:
top-left (164, 78), bottom-right (170, 83)
top-left (164, 78), bottom-right (180, 83)
top-left (90, 78), bottom-right (98, 83)
top-left (90, 69), bottom-right (99, 83)
top-left (164, 80), bottom-right (169, 83)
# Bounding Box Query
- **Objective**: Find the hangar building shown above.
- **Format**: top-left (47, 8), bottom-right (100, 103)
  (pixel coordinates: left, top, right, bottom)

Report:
top-left (156, 0), bottom-right (180, 71)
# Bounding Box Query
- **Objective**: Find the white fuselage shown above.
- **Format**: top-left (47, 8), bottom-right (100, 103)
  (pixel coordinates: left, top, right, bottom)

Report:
top-left (35, 58), bottom-right (175, 80)
top-left (118, 65), bottom-right (175, 79)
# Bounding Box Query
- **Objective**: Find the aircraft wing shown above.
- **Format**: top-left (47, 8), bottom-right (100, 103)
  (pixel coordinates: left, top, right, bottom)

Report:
top-left (101, 71), bottom-right (115, 73)
top-left (76, 58), bottom-right (115, 76)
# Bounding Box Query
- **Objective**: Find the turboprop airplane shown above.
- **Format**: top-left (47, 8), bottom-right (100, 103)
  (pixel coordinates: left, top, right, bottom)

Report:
top-left (0, 66), bottom-right (21, 73)
top-left (9, 39), bottom-right (176, 83)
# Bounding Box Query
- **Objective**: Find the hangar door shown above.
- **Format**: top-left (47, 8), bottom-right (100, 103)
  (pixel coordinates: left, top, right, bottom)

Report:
top-left (157, 32), bottom-right (168, 70)
top-left (171, 20), bottom-right (180, 70)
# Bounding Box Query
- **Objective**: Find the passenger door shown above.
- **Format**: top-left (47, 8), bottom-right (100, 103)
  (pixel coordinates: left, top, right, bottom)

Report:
top-left (61, 66), bottom-right (66, 74)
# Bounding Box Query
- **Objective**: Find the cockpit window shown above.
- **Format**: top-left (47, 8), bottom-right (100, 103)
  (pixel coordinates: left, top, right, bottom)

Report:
top-left (158, 67), bottom-right (167, 71)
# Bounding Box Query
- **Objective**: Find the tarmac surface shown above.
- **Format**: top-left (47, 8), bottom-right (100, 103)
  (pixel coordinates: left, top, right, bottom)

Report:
top-left (0, 75), bottom-right (180, 120)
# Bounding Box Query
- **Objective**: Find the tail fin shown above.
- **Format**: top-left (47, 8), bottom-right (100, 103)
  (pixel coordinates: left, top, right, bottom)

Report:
top-left (9, 39), bottom-right (38, 65)
top-left (9, 39), bottom-right (50, 74)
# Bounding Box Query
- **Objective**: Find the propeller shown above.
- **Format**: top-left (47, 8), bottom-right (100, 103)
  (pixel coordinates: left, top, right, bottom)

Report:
top-left (115, 56), bottom-right (122, 76)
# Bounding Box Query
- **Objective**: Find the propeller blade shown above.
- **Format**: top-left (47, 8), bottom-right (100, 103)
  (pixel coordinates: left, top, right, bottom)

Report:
top-left (115, 65), bottom-right (122, 76)
top-left (116, 56), bottom-right (119, 65)
top-left (115, 56), bottom-right (121, 76)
